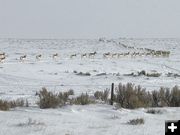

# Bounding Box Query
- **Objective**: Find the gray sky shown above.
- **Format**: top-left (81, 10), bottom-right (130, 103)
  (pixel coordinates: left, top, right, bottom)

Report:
top-left (0, 0), bottom-right (180, 39)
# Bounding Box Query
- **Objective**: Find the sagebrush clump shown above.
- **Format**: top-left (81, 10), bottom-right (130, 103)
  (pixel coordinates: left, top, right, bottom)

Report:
top-left (115, 83), bottom-right (180, 109)
top-left (38, 88), bottom-right (96, 108)
top-left (146, 109), bottom-right (162, 114)
top-left (127, 118), bottom-right (145, 125)
top-left (94, 89), bottom-right (109, 102)
top-left (37, 87), bottom-right (74, 109)
top-left (72, 93), bottom-right (95, 105)
top-left (115, 83), bottom-right (151, 109)
top-left (0, 100), bottom-right (9, 111)
top-left (0, 99), bottom-right (26, 111)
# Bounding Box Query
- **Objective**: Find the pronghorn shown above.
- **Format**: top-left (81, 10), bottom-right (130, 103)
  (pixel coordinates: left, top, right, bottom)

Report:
top-left (81, 53), bottom-right (87, 58)
top-left (146, 52), bottom-right (151, 56)
top-left (20, 54), bottom-right (27, 61)
top-left (99, 38), bottom-right (105, 42)
top-left (156, 50), bottom-right (162, 55)
top-left (123, 52), bottom-right (130, 56)
top-left (117, 53), bottom-right (124, 58)
top-left (134, 52), bottom-right (140, 56)
top-left (36, 54), bottom-right (42, 60)
top-left (131, 52), bottom-right (140, 57)
top-left (103, 52), bottom-right (111, 58)
top-left (88, 51), bottom-right (97, 58)
top-left (121, 44), bottom-right (127, 48)
top-left (0, 53), bottom-right (6, 63)
top-left (112, 53), bottom-right (118, 58)
top-left (139, 52), bottom-right (146, 57)
top-left (145, 48), bottom-right (154, 52)
top-left (52, 53), bottom-right (58, 59)
top-left (70, 54), bottom-right (77, 58)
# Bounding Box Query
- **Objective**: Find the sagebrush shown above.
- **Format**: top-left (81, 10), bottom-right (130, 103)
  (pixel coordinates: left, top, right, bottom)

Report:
top-left (127, 118), bottom-right (145, 125)
top-left (0, 99), bottom-right (26, 111)
top-left (94, 89), bottom-right (109, 102)
top-left (115, 83), bottom-right (180, 109)
top-left (37, 88), bottom-right (74, 109)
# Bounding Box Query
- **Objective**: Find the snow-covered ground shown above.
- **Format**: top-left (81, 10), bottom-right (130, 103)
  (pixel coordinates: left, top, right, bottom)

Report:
top-left (0, 105), bottom-right (180, 135)
top-left (0, 38), bottom-right (180, 135)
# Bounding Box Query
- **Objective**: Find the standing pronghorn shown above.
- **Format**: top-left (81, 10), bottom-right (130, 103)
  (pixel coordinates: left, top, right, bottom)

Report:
top-left (0, 52), bottom-right (6, 63)
top-left (20, 54), bottom-right (27, 61)
top-left (36, 54), bottom-right (42, 60)
top-left (123, 52), bottom-right (130, 57)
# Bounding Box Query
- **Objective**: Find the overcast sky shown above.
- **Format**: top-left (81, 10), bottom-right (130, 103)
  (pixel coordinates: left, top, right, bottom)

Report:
top-left (0, 0), bottom-right (180, 39)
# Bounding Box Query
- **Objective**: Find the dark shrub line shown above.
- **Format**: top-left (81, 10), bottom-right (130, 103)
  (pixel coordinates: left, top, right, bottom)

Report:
top-left (115, 83), bottom-right (180, 109)
top-left (37, 88), bottom-right (95, 108)
top-left (124, 70), bottom-right (161, 77)
top-left (37, 83), bottom-right (180, 109)
top-left (1, 82), bottom-right (178, 110)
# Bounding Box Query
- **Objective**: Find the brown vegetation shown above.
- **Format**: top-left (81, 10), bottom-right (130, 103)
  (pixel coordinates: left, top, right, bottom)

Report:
top-left (127, 118), bottom-right (145, 125)
top-left (115, 83), bottom-right (180, 109)
top-left (0, 99), bottom-right (26, 111)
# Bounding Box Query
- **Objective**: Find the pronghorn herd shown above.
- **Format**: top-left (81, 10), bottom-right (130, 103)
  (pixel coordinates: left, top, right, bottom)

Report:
top-left (71, 52), bottom-right (97, 59)
top-left (0, 48), bottom-right (170, 63)
top-left (103, 51), bottom-right (170, 58)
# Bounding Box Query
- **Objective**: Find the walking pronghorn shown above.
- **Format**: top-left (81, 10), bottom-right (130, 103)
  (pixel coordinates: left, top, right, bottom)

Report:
top-left (52, 53), bottom-right (58, 59)
top-left (123, 52), bottom-right (130, 57)
top-left (88, 51), bottom-right (97, 58)
top-left (112, 53), bottom-right (118, 58)
top-left (70, 54), bottom-right (77, 59)
top-left (36, 54), bottom-right (42, 60)
top-left (117, 53), bottom-right (124, 58)
top-left (0, 52), bottom-right (6, 63)
top-left (103, 52), bottom-right (111, 58)
top-left (81, 53), bottom-right (87, 58)
top-left (20, 54), bottom-right (27, 61)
